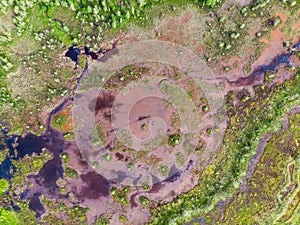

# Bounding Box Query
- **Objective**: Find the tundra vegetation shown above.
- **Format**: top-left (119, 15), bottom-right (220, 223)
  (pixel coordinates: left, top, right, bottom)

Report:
top-left (0, 0), bottom-right (300, 225)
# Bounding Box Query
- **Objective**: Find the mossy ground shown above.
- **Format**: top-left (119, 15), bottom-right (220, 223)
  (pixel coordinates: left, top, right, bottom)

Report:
top-left (148, 69), bottom-right (300, 224)
top-left (0, 207), bottom-right (20, 225)
top-left (0, 148), bottom-right (52, 224)
top-left (203, 113), bottom-right (300, 224)
top-left (41, 198), bottom-right (89, 225)
top-left (0, 0), bottom-right (300, 224)
top-left (1, 0), bottom-right (298, 134)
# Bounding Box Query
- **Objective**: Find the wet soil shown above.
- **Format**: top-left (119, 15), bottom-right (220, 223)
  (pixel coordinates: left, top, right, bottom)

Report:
top-left (3, 7), bottom-right (300, 223)
top-left (76, 171), bottom-right (110, 201)
top-left (28, 193), bottom-right (45, 218)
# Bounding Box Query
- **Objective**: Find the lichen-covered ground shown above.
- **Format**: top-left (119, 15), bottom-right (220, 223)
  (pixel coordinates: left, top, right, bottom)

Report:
top-left (0, 0), bottom-right (300, 224)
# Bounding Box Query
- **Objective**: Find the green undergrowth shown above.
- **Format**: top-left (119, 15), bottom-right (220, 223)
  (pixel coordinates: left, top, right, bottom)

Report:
top-left (0, 199), bottom-right (37, 225)
top-left (148, 70), bottom-right (300, 224)
top-left (1, 0), bottom-right (296, 134)
top-left (204, 0), bottom-right (299, 69)
top-left (110, 186), bottom-right (130, 206)
top-left (203, 112), bottom-right (300, 224)
top-left (0, 207), bottom-right (21, 225)
top-left (0, 149), bottom-right (51, 224)
top-left (41, 198), bottom-right (89, 225)
top-left (0, 179), bottom-right (9, 196)
top-left (94, 214), bottom-right (110, 225)
top-left (0, 0), bottom-right (224, 135)
top-left (10, 149), bottom-right (52, 191)
top-left (0, 0), bottom-right (299, 224)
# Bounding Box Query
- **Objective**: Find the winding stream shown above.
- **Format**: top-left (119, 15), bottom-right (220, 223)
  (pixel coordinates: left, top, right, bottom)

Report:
top-left (0, 40), bottom-right (299, 217)
top-left (226, 40), bottom-right (300, 86)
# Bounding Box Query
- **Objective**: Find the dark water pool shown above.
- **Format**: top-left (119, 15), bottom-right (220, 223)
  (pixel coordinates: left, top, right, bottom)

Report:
top-left (14, 133), bottom-right (46, 159)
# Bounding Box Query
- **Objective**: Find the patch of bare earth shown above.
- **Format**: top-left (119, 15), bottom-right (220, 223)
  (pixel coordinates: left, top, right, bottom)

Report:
top-left (251, 12), bottom-right (288, 70)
